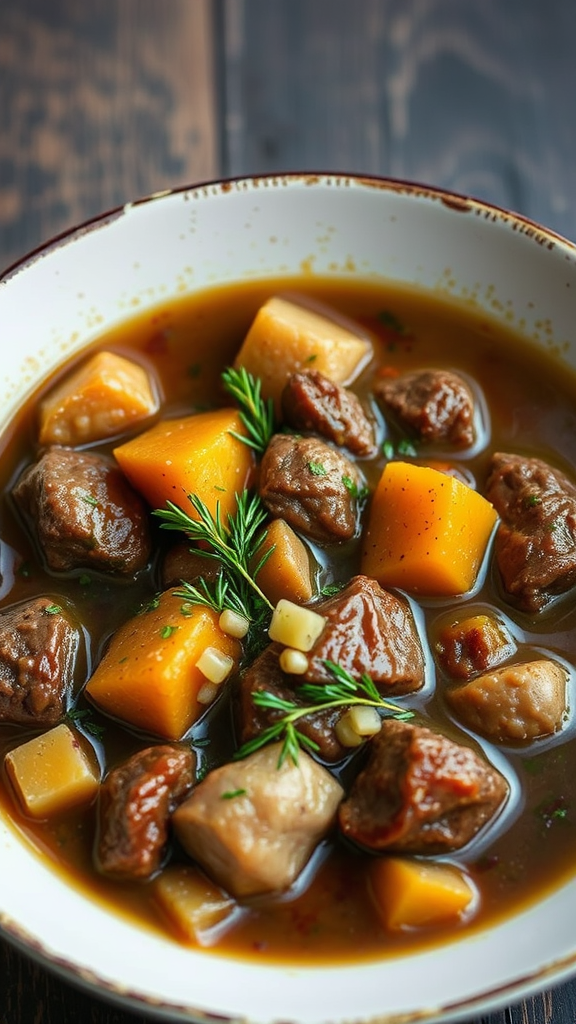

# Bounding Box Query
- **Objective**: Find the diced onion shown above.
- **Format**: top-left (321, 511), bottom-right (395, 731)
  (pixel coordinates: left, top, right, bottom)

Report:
top-left (334, 714), bottom-right (364, 748)
top-left (219, 609), bottom-right (250, 639)
top-left (196, 647), bottom-right (234, 684)
top-left (197, 681), bottom-right (219, 706)
top-left (279, 648), bottom-right (309, 675)
top-left (268, 599), bottom-right (326, 652)
top-left (347, 705), bottom-right (382, 737)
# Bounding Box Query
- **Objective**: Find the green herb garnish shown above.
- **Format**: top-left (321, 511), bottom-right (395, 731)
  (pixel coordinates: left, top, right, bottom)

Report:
top-left (235, 660), bottom-right (413, 768)
top-left (221, 366), bottom-right (275, 455)
top-left (67, 707), bottom-right (105, 740)
top-left (221, 788), bottom-right (247, 800)
top-left (155, 492), bottom-right (274, 646)
top-left (308, 461), bottom-right (327, 476)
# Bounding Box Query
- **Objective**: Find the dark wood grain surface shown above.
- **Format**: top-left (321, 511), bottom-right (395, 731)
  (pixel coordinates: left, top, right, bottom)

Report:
top-left (1, 1), bottom-right (576, 1021)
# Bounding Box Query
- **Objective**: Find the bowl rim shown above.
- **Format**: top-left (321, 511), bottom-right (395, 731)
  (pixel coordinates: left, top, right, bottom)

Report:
top-left (1, 171), bottom-right (575, 284)
top-left (2, 171), bottom-right (576, 1024)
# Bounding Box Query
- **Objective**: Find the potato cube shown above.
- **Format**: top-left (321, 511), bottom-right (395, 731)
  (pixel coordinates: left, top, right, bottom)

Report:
top-left (39, 350), bottom-right (159, 445)
top-left (5, 723), bottom-right (100, 819)
top-left (235, 297), bottom-right (372, 411)
top-left (370, 856), bottom-right (477, 930)
top-left (268, 599), bottom-right (326, 651)
top-left (153, 865), bottom-right (235, 945)
top-left (85, 590), bottom-right (241, 740)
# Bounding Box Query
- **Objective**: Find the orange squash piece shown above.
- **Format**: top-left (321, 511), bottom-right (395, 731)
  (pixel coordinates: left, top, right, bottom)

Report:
top-left (369, 856), bottom-right (476, 931)
top-left (85, 590), bottom-right (241, 740)
top-left (113, 408), bottom-right (254, 521)
top-left (39, 350), bottom-right (159, 445)
top-left (250, 518), bottom-right (313, 606)
top-left (361, 461), bottom-right (497, 595)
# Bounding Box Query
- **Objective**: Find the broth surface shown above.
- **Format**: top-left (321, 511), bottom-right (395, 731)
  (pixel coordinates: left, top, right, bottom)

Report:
top-left (1, 276), bottom-right (576, 964)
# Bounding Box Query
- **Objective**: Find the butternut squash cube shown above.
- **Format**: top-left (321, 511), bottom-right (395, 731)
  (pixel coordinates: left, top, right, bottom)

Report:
top-left (153, 865), bottom-right (235, 946)
top-left (370, 856), bottom-right (477, 930)
top-left (251, 518), bottom-right (313, 606)
top-left (361, 462), bottom-right (498, 595)
top-left (85, 590), bottom-right (241, 740)
top-left (39, 350), bottom-right (159, 445)
top-left (114, 408), bottom-right (254, 522)
top-left (5, 723), bottom-right (100, 819)
top-left (235, 296), bottom-right (372, 411)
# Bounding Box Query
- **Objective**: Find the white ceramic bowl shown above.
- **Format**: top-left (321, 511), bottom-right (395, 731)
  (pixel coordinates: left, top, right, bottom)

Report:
top-left (1, 174), bottom-right (576, 1023)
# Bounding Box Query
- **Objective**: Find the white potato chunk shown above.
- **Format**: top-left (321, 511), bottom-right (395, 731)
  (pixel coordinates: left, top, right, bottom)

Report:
top-left (268, 599), bottom-right (326, 651)
top-left (173, 743), bottom-right (344, 898)
top-left (5, 723), bottom-right (100, 818)
top-left (39, 350), bottom-right (159, 445)
top-left (447, 658), bottom-right (569, 742)
top-left (234, 296), bottom-right (372, 410)
top-left (153, 865), bottom-right (236, 946)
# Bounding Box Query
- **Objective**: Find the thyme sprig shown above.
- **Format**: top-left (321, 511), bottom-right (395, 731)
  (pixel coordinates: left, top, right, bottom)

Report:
top-left (235, 660), bottom-right (414, 767)
top-left (153, 491), bottom-right (274, 626)
top-left (222, 366), bottom-right (275, 455)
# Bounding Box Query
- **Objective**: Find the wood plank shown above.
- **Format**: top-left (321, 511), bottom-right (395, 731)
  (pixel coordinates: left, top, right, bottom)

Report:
top-left (220, 0), bottom-right (576, 242)
top-left (0, 0), bottom-right (218, 270)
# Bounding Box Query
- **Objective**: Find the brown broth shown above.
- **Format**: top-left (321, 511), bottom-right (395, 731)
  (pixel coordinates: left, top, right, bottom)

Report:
top-left (2, 276), bottom-right (576, 965)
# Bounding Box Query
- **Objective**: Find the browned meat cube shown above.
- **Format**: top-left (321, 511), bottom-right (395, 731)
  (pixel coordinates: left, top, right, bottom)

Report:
top-left (338, 720), bottom-right (508, 854)
top-left (434, 613), bottom-right (516, 680)
top-left (172, 743), bottom-right (344, 898)
top-left (161, 540), bottom-right (220, 590)
top-left (96, 745), bottom-right (194, 881)
top-left (0, 597), bottom-right (80, 727)
top-left (281, 370), bottom-right (376, 457)
top-left (485, 452), bottom-right (576, 613)
top-left (446, 659), bottom-right (568, 743)
top-left (12, 446), bottom-right (151, 576)
top-left (305, 575), bottom-right (425, 695)
top-left (258, 434), bottom-right (363, 545)
top-left (375, 368), bottom-right (475, 447)
top-left (237, 642), bottom-right (348, 763)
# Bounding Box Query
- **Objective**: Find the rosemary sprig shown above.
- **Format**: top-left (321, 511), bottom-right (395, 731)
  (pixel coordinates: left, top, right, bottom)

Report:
top-left (221, 366), bottom-right (275, 455)
top-left (235, 660), bottom-right (414, 767)
top-left (153, 491), bottom-right (274, 628)
top-left (174, 572), bottom-right (252, 621)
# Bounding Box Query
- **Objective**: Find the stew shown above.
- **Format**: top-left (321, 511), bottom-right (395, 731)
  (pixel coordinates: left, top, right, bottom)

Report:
top-left (1, 277), bottom-right (576, 965)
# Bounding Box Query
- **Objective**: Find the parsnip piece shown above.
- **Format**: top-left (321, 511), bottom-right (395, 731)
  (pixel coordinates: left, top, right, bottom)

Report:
top-left (235, 297), bottom-right (372, 410)
top-left (39, 351), bottom-right (159, 445)
top-left (153, 865), bottom-right (235, 946)
top-left (5, 723), bottom-right (100, 819)
top-left (251, 518), bottom-right (313, 606)
top-left (268, 599), bottom-right (326, 652)
top-left (370, 857), bottom-right (477, 930)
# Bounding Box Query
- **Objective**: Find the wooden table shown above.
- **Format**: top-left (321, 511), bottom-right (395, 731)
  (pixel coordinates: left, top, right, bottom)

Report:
top-left (1, 2), bottom-right (575, 1021)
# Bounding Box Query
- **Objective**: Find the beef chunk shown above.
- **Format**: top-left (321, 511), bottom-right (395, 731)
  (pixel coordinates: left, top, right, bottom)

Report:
top-left (96, 745), bottom-right (194, 880)
top-left (259, 434), bottom-right (364, 544)
top-left (338, 720), bottom-right (508, 854)
top-left (434, 613), bottom-right (516, 680)
top-left (161, 541), bottom-right (220, 590)
top-left (281, 370), bottom-right (376, 457)
top-left (485, 452), bottom-right (576, 613)
top-left (0, 596), bottom-right (80, 726)
top-left (375, 369), bottom-right (475, 447)
top-left (173, 743), bottom-right (343, 898)
top-left (447, 659), bottom-right (568, 743)
top-left (12, 446), bottom-right (151, 575)
top-left (237, 642), bottom-right (348, 763)
top-left (306, 575), bottom-right (424, 695)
